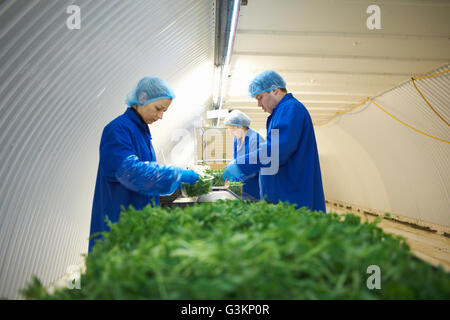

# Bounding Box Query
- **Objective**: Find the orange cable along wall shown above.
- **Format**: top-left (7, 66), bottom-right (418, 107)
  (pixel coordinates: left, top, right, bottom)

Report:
top-left (315, 65), bottom-right (450, 227)
top-left (317, 69), bottom-right (449, 143)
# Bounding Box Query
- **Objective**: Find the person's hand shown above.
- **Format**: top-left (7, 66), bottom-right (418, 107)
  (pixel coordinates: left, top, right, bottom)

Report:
top-left (180, 170), bottom-right (199, 185)
top-left (224, 162), bottom-right (243, 182)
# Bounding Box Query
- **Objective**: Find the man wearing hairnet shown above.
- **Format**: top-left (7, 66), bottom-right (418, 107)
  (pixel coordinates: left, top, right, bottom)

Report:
top-left (89, 77), bottom-right (199, 252)
top-left (224, 70), bottom-right (326, 213)
top-left (224, 110), bottom-right (265, 201)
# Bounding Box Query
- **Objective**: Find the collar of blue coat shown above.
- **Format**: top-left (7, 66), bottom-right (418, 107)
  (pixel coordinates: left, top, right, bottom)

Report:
top-left (268, 93), bottom-right (293, 121)
top-left (274, 93), bottom-right (293, 113)
top-left (236, 128), bottom-right (256, 147)
top-left (125, 107), bottom-right (152, 138)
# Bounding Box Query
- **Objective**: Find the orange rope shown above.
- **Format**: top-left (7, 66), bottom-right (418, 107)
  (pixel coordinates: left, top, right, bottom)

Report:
top-left (315, 98), bottom-right (369, 126)
top-left (316, 69), bottom-right (450, 144)
top-left (411, 76), bottom-right (449, 127)
top-left (367, 98), bottom-right (449, 144)
top-left (412, 69), bottom-right (449, 80)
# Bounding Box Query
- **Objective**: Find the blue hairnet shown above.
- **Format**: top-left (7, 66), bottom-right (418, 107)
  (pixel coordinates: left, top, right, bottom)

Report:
top-left (125, 76), bottom-right (175, 107)
top-left (224, 110), bottom-right (251, 127)
top-left (248, 70), bottom-right (286, 98)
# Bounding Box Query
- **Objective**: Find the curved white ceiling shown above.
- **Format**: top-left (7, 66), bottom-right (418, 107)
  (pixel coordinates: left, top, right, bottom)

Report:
top-left (225, 0), bottom-right (450, 126)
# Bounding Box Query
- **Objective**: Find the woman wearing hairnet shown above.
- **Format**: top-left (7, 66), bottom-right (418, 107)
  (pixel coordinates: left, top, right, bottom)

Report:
top-left (88, 77), bottom-right (199, 252)
top-left (224, 110), bottom-right (264, 201)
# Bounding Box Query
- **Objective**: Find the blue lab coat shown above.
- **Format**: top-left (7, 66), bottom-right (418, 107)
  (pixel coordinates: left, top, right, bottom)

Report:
top-left (233, 128), bottom-right (264, 200)
top-left (89, 108), bottom-right (181, 251)
top-left (236, 93), bottom-right (326, 212)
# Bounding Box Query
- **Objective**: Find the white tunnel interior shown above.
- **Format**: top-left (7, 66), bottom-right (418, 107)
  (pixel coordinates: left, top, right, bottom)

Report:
top-left (0, 0), bottom-right (449, 299)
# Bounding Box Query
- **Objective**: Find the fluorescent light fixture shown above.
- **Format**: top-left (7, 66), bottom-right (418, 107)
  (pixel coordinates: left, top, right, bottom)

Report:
top-left (213, 0), bottom-right (241, 126)
top-left (225, 0), bottom-right (240, 66)
top-left (212, 66), bottom-right (222, 106)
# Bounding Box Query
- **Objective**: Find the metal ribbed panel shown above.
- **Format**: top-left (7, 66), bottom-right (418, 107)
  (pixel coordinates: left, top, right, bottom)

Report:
top-left (316, 65), bottom-right (449, 227)
top-left (0, 0), bottom-right (215, 299)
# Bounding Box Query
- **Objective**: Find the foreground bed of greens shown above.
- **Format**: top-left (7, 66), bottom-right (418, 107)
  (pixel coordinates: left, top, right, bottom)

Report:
top-left (23, 200), bottom-right (449, 299)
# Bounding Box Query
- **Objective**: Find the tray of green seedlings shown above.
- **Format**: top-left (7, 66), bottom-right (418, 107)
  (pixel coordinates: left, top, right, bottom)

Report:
top-left (204, 168), bottom-right (225, 187)
top-left (22, 201), bottom-right (450, 300)
top-left (181, 174), bottom-right (213, 198)
top-left (227, 181), bottom-right (243, 199)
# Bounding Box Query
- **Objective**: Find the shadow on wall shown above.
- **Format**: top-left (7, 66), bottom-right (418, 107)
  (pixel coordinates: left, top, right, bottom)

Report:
top-left (315, 123), bottom-right (392, 214)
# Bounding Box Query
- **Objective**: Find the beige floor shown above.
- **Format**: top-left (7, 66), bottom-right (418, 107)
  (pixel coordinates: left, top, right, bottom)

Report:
top-left (326, 205), bottom-right (450, 272)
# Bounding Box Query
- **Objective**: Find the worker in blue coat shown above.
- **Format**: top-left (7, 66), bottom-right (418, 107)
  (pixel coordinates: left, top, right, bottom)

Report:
top-left (224, 70), bottom-right (326, 213)
top-left (89, 77), bottom-right (199, 252)
top-left (224, 110), bottom-right (265, 201)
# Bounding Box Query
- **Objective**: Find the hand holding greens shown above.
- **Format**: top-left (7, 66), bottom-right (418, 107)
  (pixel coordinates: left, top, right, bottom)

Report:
top-left (181, 175), bottom-right (212, 197)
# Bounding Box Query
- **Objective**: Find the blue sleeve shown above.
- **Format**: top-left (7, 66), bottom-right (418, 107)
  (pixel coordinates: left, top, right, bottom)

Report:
top-left (100, 123), bottom-right (182, 196)
top-left (270, 104), bottom-right (304, 167)
top-left (244, 131), bottom-right (262, 179)
top-left (248, 131), bottom-right (261, 163)
top-left (116, 155), bottom-right (182, 196)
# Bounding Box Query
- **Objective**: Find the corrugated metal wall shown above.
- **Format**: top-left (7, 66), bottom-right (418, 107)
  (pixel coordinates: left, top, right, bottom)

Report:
top-left (0, 0), bottom-right (215, 299)
top-left (316, 65), bottom-right (450, 227)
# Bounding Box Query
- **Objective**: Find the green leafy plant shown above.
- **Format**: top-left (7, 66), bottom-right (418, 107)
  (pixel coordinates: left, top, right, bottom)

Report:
top-left (22, 201), bottom-right (450, 300)
top-left (204, 169), bottom-right (225, 187)
top-left (384, 213), bottom-right (393, 221)
top-left (182, 175), bottom-right (212, 197)
top-left (227, 181), bottom-right (243, 198)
